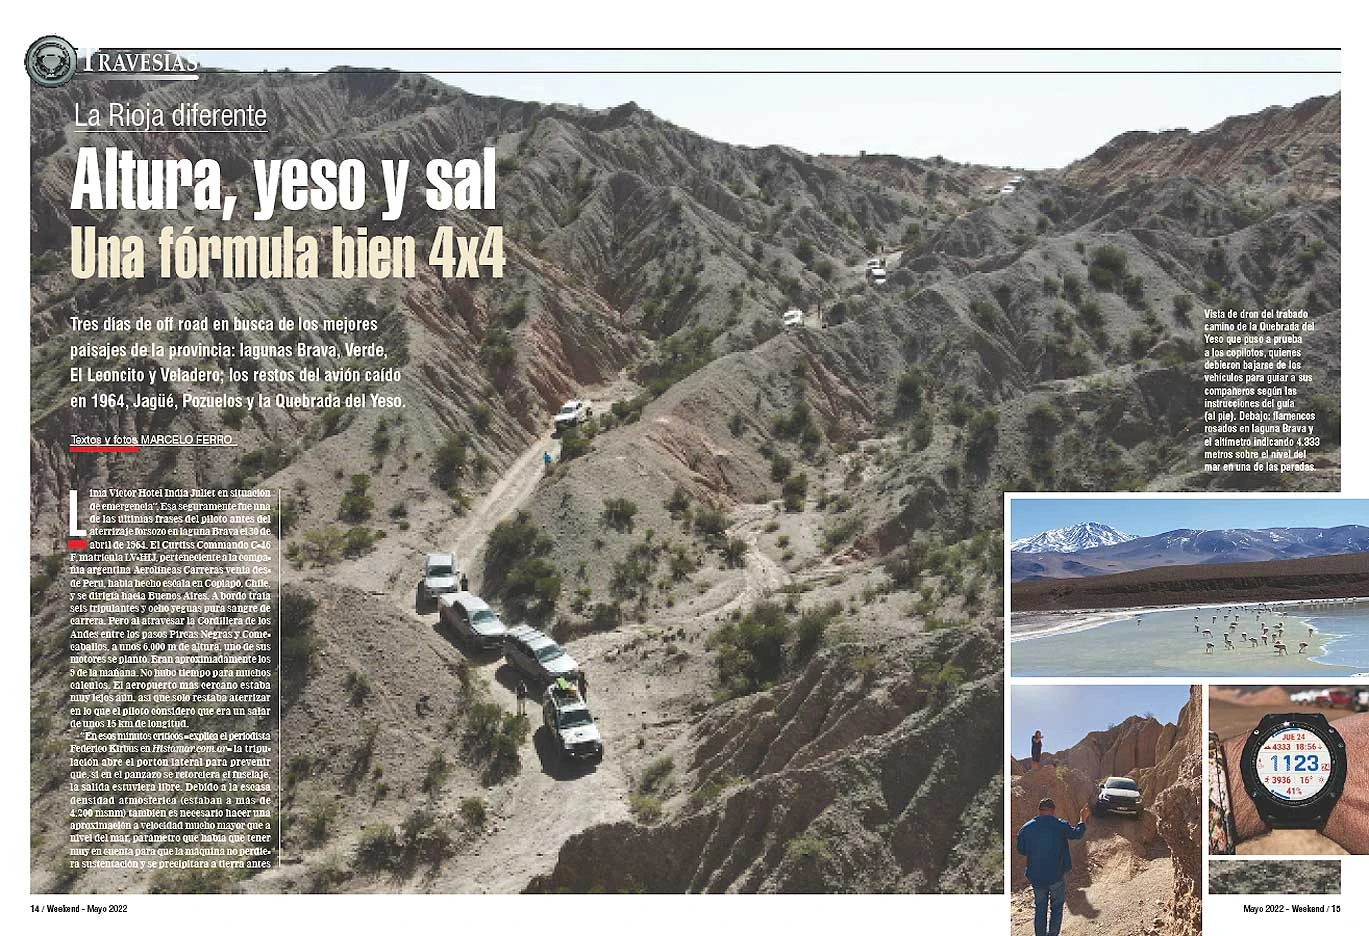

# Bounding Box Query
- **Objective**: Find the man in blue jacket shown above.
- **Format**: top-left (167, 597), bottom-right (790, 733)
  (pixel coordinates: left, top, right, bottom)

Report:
top-left (1016, 798), bottom-right (1089, 936)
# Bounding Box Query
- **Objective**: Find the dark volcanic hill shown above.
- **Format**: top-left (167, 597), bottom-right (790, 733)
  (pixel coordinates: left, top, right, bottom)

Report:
top-left (1012, 552), bottom-right (1369, 613)
top-left (30, 71), bottom-right (1339, 894)
top-left (1012, 524), bottom-right (1369, 581)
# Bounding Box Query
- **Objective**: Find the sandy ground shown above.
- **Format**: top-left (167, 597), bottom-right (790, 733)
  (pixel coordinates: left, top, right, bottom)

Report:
top-left (1208, 698), bottom-right (1362, 741)
top-left (1010, 816), bottom-right (1175, 936)
top-left (1208, 858), bottom-right (1341, 894)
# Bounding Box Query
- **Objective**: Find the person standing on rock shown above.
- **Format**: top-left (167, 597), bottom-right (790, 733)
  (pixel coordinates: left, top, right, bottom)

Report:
top-left (1016, 798), bottom-right (1088, 936)
top-left (1031, 730), bottom-right (1043, 770)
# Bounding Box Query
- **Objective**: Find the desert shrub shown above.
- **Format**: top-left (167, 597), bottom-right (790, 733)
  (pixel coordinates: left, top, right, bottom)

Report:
top-left (354, 823), bottom-right (403, 872)
top-left (610, 540), bottom-right (661, 599)
top-left (459, 797), bottom-right (487, 827)
top-left (148, 867), bottom-right (239, 893)
top-left (463, 703), bottom-right (531, 785)
top-left (342, 526), bottom-right (382, 558)
top-left (559, 426), bottom-right (591, 461)
top-left (1088, 244), bottom-right (1129, 291)
top-left (629, 794), bottom-right (663, 823)
top-left (785, 834), bottom-right (833, 866)
top-left (480, 327), bottom-right (516, 379)
top-left (822, 514), bottom-right (864, 551)
top-left (665, 485), bottom-right (691, 517)
top-left (773, 400), bottom-right (815, 440)
top-left (486, 511), bottom-right (551, 573)
top-left (1171, 293), bottom-right (1194, 324)
top-left (1062, 273), bottom-right (1083, 304)
top-left (602, 497), bottom-right (639, 533)
top-left (504, 558), bottom-right (562, 625)
top-left (795, 601), bottom-right (840, 661)
top-left (344, 671), bottom-right (372, 706)
top-left (234, 443), bottom-right (291, 486)
top-left (432, 431), bottom-right (471, 494)
top-left (401, 807), bottom-right (456, 866)
top-left (280, 589), bottom-right (319, 705)
top-left (895, 367), bottom-right (930, 416)
top-left (708, 600), bottom-right (792, 696)
top-left (770, 452), bottom-right (794, 482)
top-left (611, 394), bottom-right (649, 424)
top-left (781, 473), bottom-right (809, 512)
top-left (1077, 299), bottom-right (1104, 330)
top-left (421, 750), bottom-right (452, 795)
top-left (692, 504), bottom-right (730, 539)
top-left (470, 402), bottom-right (493, 431)
top-left (300, 795), bottom-right (340, 847)
top-left (638, 756), bottom-right (675, 796)
top-left (631, 327), bottom-right (718, 397)
top-left (721, 537), bottom-right (749, 568)
top-left (338, 474), bottom-right (374, 522)
top-left (964, 408), bottom-right (1000, 467)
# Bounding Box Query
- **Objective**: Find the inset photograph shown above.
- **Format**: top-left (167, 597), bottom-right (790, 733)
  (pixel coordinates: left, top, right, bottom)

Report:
top-left (1009, 496), bottom-right (1369, 677)
top-left (1207, 685), bottom-right (1369, 855)
top-left (1010, 685), bottom-right (1200, 936)
top-left (1207, 858), bottom-right (1340, 895)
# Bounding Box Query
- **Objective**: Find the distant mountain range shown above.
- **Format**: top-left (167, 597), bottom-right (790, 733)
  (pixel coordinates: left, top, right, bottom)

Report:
top-left (1011, 522), bottom-right (1138, 554)
top-left (1011, 524), bottom-right (1369, 581)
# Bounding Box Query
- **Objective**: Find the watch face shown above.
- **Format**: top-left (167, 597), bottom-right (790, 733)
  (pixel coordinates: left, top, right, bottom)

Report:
top-left (1253, 726), bottom-right (1333, 802)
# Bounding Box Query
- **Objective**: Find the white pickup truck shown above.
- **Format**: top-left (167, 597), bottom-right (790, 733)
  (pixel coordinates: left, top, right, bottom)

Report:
top-left (553, 399), bottom-right (593, 434)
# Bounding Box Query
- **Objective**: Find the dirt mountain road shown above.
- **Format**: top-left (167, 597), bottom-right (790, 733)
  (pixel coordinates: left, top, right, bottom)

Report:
top-left (1010, 818), bottom-right (1174, 936)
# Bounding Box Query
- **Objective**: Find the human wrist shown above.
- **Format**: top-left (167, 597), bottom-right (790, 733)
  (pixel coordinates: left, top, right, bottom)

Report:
top-left (1223, 735), bottom-right (1267, 841)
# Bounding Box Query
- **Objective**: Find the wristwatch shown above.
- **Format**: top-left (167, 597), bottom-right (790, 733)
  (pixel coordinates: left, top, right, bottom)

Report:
top-left (1239, 712), bottom-right (1347, 829)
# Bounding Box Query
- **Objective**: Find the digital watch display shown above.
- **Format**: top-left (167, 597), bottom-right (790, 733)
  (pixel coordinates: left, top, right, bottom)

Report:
top-left (1239, 713), bottom-right (1347, 829)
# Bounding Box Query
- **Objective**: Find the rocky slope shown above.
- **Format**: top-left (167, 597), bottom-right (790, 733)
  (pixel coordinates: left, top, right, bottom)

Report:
top-left (1012, 524), bottom-right (1369, 580)
top-left (528, 626), bottom-right (1003, 893)
top-left (30, 71), bottom-right (1339, 893)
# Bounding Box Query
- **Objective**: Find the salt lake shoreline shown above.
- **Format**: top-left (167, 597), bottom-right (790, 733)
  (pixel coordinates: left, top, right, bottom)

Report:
top-left (1010, 596), bottom-right (1369, 642)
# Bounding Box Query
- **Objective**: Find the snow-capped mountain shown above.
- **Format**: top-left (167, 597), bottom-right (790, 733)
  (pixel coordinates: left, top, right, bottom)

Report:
top-left (1011, 522), bottom-right (1139, 554)
top-left (1011, 524), bottom-right (1369, 581)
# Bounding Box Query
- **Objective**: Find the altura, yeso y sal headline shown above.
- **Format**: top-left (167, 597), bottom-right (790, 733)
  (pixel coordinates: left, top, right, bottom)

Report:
top-left (68, 146), bottom-right (498, 221)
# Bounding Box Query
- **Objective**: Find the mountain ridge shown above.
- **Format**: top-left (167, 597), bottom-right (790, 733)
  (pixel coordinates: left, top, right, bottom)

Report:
top-left (1012, 523), bottom-right (1369, 580)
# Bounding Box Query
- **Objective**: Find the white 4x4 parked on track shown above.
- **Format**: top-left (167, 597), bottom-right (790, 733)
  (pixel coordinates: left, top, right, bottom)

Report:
top-left (553, 399), bottom-right (593, 433)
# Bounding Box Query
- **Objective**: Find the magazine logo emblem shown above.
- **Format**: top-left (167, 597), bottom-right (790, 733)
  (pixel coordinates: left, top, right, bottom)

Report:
top-left (25, 35), bottom-right (76, 88)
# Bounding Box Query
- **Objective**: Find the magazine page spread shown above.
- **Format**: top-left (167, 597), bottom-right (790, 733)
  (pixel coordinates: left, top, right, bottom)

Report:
top-left (19, 33), bottom-right (1354, 935)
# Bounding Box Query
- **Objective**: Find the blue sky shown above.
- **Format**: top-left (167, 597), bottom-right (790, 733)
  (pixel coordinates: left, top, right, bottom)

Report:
top-left (185, 50), bottom-right (1339, 169)
top-left (1011, 498), bottom-right (1369, 542)
top-left (1010, 684), bottom-right (1191, 759)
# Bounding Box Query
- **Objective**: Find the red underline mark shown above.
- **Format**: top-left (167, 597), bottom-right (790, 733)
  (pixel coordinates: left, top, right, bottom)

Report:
top-left (69, 445), bottom-right (140, 453)
top-left (67, 539), bottom-right (88, 550)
